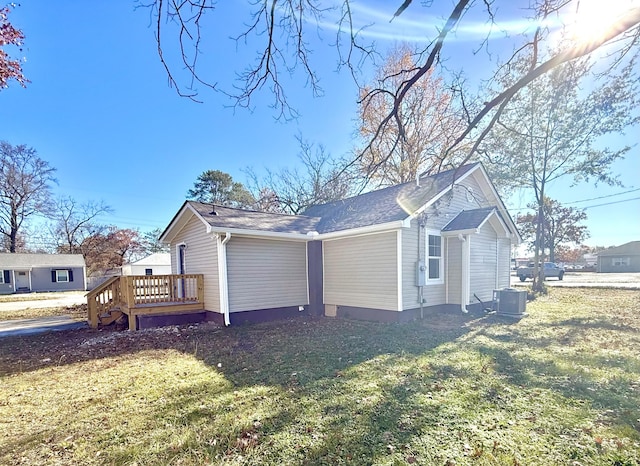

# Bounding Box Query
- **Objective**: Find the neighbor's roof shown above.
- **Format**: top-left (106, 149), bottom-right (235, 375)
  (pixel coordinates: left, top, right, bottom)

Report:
top-left (302, 163), bottom-right (480, 233)
top-left (0, 253), bottom-right (86, 269)
top-left (129, 252), bottom-right (171, 266)
top-left (442, 207), bottom-right (498, 232)
top-left (597, 241), bottom-right (640, 256)
top-left (187, 202), bottom-right (320, 234)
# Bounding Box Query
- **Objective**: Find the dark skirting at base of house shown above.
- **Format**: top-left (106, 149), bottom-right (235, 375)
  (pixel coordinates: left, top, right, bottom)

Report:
top-left (137, 311), bottom-right (211, 330)
top-left (336, 302), bottom-right (488, 323)
top-left (229, 305), bottom-right (309, 325)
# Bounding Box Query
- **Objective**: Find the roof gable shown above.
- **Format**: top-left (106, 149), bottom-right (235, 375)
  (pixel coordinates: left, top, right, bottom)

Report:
top-left (160, 201), bottom-right (320, 243)
top-left (302, 163), bottom-right (480, 234)
top-left (441, 207), bottom-right (510, 237)
top-left (128, 252), bottom-right (171, 266)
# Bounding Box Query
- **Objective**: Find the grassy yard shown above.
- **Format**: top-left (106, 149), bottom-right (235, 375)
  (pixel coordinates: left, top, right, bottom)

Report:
top-left (0, 288), bottom-right (638, 465)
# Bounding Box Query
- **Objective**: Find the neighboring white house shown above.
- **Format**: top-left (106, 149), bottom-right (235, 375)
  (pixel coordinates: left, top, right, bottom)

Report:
top-left (121, 252), bottom-right (171, 276)
top-left (160, 163), bottom-right (521, 325)
top-left (0, 253), bottom-right (87, 294)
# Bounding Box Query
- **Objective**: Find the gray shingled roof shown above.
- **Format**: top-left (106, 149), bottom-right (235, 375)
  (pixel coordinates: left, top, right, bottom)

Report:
top-left (181, 163), bottom-right (480, 236)
top-left (302, 163), bottom-right (479, 233)
top-left (0, 253), bottom-right (85, 268)
top-left (188, 202), bottom-right (320, 234)
top-left (441, 207), bottom-right (497, 232)
top-left (597, 241), bottom-right (640, 256)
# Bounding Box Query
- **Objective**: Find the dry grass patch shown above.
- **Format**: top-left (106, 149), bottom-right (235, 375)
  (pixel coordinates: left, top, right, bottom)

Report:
top-left (1, 288), bottom-right (639, 465)
top-left (0, 303), bottom-right (87, 322)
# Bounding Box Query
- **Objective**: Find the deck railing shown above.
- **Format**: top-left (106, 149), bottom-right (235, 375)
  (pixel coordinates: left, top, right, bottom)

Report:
top-left (124, 274), bottom-right (203, 305)
top-left (87, 274), bottom-right (205, 329)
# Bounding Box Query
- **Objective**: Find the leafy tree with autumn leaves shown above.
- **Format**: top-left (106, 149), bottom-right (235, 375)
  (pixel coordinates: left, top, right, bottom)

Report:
top-left (357, 45), bottom-right (467, 186)
top-left (0, 4), bottom-right (27, 89)
top-left (79, 227), bottom-right (145, 276)
top-left (517, 197), bottom-right (589, 263)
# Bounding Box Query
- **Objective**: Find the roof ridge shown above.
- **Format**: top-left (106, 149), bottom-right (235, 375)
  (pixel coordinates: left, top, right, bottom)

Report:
top-left (188, 201), bottom-right (318, 219)
top-left (304, 163), bottom-right (479, 213)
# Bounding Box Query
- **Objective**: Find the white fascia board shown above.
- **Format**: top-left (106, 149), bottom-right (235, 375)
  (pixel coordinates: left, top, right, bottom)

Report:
top-left (316, 220), bottom-right (405, 241)
top-left (441, 229), bottom-right (478, 237)
top-left (207, 226), bottom-right (311, 242)
top-left (159, 203), bottom-right (204, 244)
top-left (404, 164), bottom-right (481, 222)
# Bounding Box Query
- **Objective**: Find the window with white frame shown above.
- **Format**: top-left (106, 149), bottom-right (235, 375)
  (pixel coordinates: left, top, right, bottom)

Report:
top-left (612, 257), bottom-right (630, 267)
top-left (427, 232), bottom-right (443, 282)
top-left (55, 269), bottom-right (69, 282)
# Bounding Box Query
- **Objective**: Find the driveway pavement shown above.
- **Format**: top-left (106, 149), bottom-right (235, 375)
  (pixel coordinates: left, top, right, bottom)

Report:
top-left (0, 315), bottom-right (86, 338)
top-left (510, 272), bottom-right (640, 289)
top-left (0, 291), bottom-right (86, 312)
top-left (0, 291), bottom-right (88, 338)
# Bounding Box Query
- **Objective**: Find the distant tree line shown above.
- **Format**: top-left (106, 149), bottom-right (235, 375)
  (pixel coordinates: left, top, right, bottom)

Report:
top-left (0, 141), bottom-right (167, 276)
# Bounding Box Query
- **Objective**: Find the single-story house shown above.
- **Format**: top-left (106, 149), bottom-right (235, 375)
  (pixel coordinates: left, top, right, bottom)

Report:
top-left (0, 253), bottom-right (87, 294)
top-left (596, 241), bottom-right (640, 273)
top-left (121, 252), bottom-right (171, 276)
top-left (159, 162), bottom-right (521, 325)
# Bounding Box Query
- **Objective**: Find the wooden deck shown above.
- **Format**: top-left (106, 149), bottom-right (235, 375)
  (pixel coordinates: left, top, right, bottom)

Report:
top-left (87, 274), bottom-right (205, 331)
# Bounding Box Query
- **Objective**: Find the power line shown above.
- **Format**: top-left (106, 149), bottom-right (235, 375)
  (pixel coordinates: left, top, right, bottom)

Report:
top-left (563, 187), bottom-right (640, 205)
top-left (510, 187), bottom-right (640, 212)
top-left (580, 196), bottom-right (640, 210)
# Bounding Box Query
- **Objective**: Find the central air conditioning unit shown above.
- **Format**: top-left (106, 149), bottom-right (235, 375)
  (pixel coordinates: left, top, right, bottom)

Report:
top-left (493, 288), bottom-right (527, 316)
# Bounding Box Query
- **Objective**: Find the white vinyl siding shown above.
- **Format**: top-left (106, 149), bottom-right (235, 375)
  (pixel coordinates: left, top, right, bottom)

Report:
top-left (497, 238), bottom-right (512, 289)
top-left (324, 231), bottom-right (399, 311)
top-left (401, 221), bottom-right (446, 309)
top-left (227, 237), bottom-right (308, 313)
top-left (170, 214), bottom-right (221, 312)
top-left (401, 220), bottom-right (420, 310)
top-left (400, 173), bottom-right (488, 311)
top-left (469, 223), bottom-right (497, 302)
top-left (446, 236), bottom-right (463, 304)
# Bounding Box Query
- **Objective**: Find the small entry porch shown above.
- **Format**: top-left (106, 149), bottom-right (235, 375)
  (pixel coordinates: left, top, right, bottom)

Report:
top-left (87, 274), bottom-right (205, 331)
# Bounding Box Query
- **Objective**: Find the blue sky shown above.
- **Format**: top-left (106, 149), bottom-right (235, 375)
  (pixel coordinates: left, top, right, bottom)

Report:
top-left (2, 1), bottom-right (639, 249)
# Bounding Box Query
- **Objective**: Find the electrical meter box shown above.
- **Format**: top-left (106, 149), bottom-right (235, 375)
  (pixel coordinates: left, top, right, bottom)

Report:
top-left (416, 261), bottom-right (427, 286)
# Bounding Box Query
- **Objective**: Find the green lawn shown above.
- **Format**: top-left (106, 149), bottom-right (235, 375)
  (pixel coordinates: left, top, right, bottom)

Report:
top-left (0, 288), bottom-right (638, 465)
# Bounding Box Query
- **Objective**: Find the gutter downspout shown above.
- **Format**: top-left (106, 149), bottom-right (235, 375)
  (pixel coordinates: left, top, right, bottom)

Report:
top-left (460, 234), bottom-right (470, 313)
top-left (218, 232), bottom-right (232, 326)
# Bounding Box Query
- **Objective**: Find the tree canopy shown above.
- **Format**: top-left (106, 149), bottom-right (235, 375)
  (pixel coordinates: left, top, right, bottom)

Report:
top-left (0, 141), bottom-right (56, 252)
top-left (187, 170), bottom-right (255, 208)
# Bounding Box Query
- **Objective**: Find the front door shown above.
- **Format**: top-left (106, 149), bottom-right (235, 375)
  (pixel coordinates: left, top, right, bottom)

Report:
top-left (177, 244), bottom-right (186, 298)
top-left (15, 271), bottom-right (30, 291)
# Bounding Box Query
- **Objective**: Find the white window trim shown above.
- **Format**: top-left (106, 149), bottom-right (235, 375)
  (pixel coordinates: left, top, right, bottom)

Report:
top-left (426, 230), bottom-right (444, 285)
top-left (55, 269), bottom-right (69, 283)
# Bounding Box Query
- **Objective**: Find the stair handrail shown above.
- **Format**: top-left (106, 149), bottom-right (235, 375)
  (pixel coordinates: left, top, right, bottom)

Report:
top-left (86, 276), bottom-right (122, 328)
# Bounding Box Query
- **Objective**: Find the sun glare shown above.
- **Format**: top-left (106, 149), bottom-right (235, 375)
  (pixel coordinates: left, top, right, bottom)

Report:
top-left (567, 0), bottom-right (640, 47)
